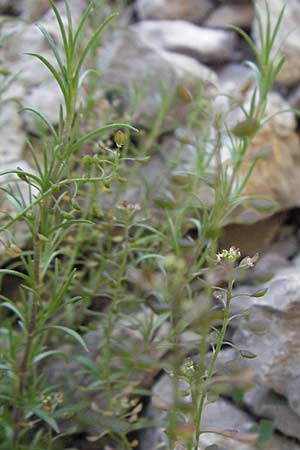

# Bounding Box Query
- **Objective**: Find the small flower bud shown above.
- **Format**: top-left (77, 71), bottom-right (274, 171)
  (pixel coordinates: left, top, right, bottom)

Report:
top-left (176, 84), bottom-right (193, 103)
top-left (114, 130), bottom-right (126, 148)
top-left (82, 155), bottom-right (93, 169)
top-left (5, 244), bottom-right (22, 258)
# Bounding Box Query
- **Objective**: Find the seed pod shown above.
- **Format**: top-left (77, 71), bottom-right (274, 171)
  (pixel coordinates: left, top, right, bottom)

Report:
top-left (231, 118), bottom-right (260, 138)
top-left (176, 84), bottom-right (193, 103)
top-left (154, 191), bottom-right (176, 209)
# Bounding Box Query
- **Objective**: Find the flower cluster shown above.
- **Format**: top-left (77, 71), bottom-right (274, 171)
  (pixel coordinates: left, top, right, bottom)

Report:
top-left (216, 246), bottom-right (241, 263)
top-left (117, 200), bottom-right (141, 212)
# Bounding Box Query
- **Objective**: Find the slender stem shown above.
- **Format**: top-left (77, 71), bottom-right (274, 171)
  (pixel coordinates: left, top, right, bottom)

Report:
top-left (194, 279), bottom-right (233, 450)
top-left (12, 233), bottom-right (41, 448)
top-left (103, 219), bottom-right (130, 407)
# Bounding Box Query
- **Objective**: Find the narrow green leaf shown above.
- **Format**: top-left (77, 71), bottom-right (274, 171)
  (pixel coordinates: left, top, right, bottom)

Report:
top-left (73, 123), bottom-right (138, 149)
top-left (0, 301), bottom-right (24, 321)
top-left (229, 25), bottom-right (259, 61)
top-left (65, 1), bottom-right (73, 53)
top-left (269, 4), bottom-right (286, 51)
top-left (33, 350), bottom-right (70, 364)
top-left (252, 288), bottom-right (268, 298)
top-left (44, 325), bottom-right (89, 352)
top-left (48, 0), bottom-right (68, 60)
top-left (78, 69), bottom-right (98, 88)
top-left (20, 107), bottom-right (58, 140)
top-left (37, 25), bottom-right (67, 79)
top-left (0, 269), bottom-right (28, 282)
top-left (33, 408), bottom-right (60, 433)
top-left (73, 0), bottom-right (94, 47)
top-left (239, 349), bottom-right (257, 359)
top-left (26, 53), bottom-right (68, 104)
top-left (74, 13), bottom-right (118, 81)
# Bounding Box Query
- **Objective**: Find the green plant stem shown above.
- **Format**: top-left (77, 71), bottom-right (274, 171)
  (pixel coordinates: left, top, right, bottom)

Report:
top-left (103, 219), bottom-right (130, 407)
top-left (12, 241), bottom-right (41, 448)
top-left (194, 279), bottom-right (233, 450)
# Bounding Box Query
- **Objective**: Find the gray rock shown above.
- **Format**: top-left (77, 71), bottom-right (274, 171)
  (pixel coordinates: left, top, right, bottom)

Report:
top-left (0, 0), bottom-right (52, 19)
top-left (245, 387), bottom-right (300, 441)
top-left (253, 0), bottom-right (300, 85)
top-left (205, 2), bottom-right (254, 28)
top-left (0, 102), bottom-right (26, 163)
top-left (132, 21), bottom-right (239, 64)
top-left (0, 0), bottom-right (86, 20)
top-left (136, 0), bottom-right (214, 23)
top-left (141, 373), bottom-right (300, 450)
top-left (22, 78), bottom-right (64, 134)
top-left (100, 28), bottom-right (217, 129)
top-left (287, 84), bottom-right (300, 110)
top-left (1, 20), bottom-right (49, 86)
top-left (232, 256), bottom-right (300, 417)
top-left (231, 92), bottom-right (300, 222)
top-left (218, 63), bottom-right (255, 97)
top-left (0, 0), bottom-right (21, 14)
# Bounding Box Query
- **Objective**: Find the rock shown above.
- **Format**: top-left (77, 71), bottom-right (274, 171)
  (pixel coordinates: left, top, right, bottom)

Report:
top-left (22, 78), bottom-right (64, 134)
top-left (220, 213), bottom-right (283, 256)
top-left (234, 92), bottom-right (300, 222)
top-left (232, 256), bottom-right (300, 418)
top-left (218, 63), bottom-right (255, 97)
top-left (18, 0), bottom-right (51, 21)
top-left (253, 0), bottom-right (300, 85)
top-left (0, 0), bottom-right (84, 20)
top-left (0, 0), bottom-right (20, 14)
top-left (0, 0), bottom-right (51, 20)
top-left (205, 2), bottom-right (254, 28)
top-left (136, 0), bottom-right (214, 23)
top-left (1, 18), bottom-right (58, 87)
top-left (245, 387), bottom-right (300, 441)
top-left (100, 28), bottom-right (217, 129)
top-left (141, 373), bottom-right (300, 450)
top-left (132, 21), bottom-right (239, 64)
top-left (287, 84), bottom-right (300, 110)
top-left (0, 102), bottom-right (26, 163)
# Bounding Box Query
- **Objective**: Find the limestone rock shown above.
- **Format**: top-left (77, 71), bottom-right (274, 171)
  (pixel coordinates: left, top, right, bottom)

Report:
top-left (0, 0), bottom-right (51, 20)
top-left (136, 0), bottom-right (214, 23)
top-left (141, 373), bottom-right (300, 450)
top-left (253, 0), bottom-right (300, 85)
top-left (220, 214), bottom-right (283, 256)
top-left (205, 2), bottom-right (254, 28)
top-left (100, 28), bottom-right (217, 129)
top-left (23, 0), bottom-right (50, 20)
top-left (218, 63), bottom-right (255, 96)
top-left (0, 102), bottom-right (26, 163)
top-left (1, 20), bottom-right (50, 87)
top-left (232, 256), bottom-right (300, 418)
top-left (245, 387), bottom-right (300, 441)
top-left (234, 92), bottom-right (300, 222)
top-left (0, 0), bottom-right (21, 14)
top-left (132, 21), bottom-right (239, 64)
top-left (22, 78), bottom-right (64, 134)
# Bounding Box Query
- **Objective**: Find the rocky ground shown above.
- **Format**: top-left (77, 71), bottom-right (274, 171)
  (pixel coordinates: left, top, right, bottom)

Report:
top-left (2, 0), bottom-right (300, 449)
